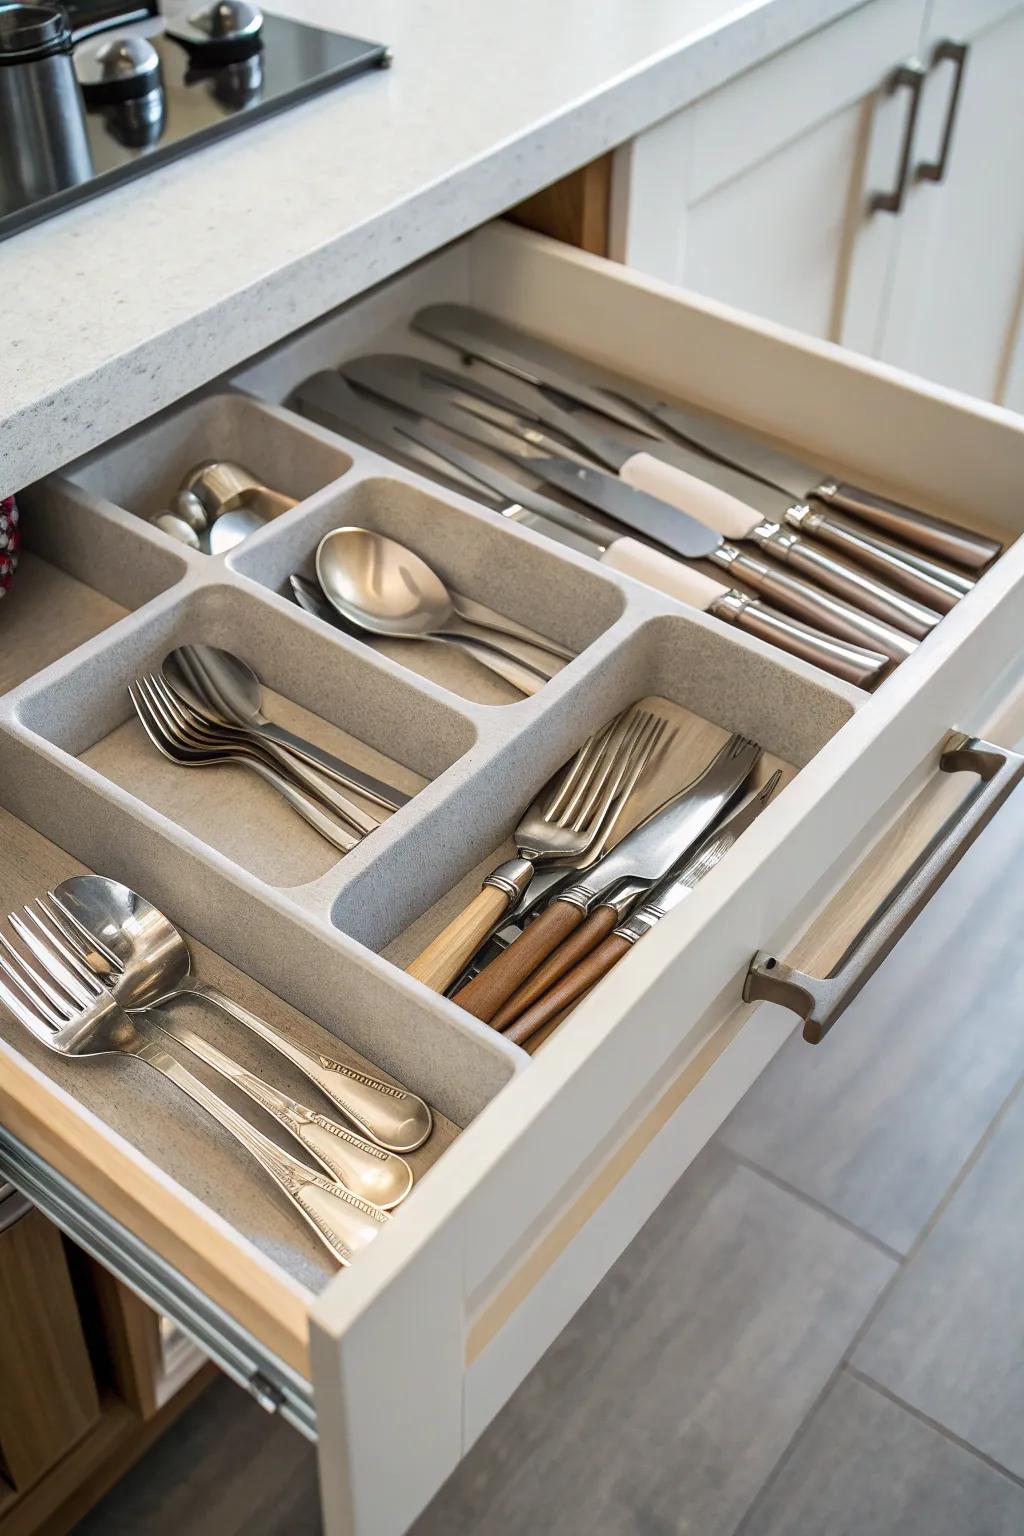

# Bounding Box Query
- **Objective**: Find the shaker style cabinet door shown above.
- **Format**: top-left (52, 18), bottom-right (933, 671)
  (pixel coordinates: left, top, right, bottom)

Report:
top-left (877, 0), bottom-right (1024, 402)
top-left (608, 0), bottom-right (928, 349)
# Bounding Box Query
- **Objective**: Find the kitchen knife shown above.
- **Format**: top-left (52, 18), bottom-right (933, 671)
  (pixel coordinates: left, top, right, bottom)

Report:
top-left (406, 353), bottom-right (967, 615)
top-left (451, 733), bottom-right (762, 1023)
top-left (500, 770), bottom-right (783, 1047)
top-left (340, 357), bottom-right (918, 665)
top-left (413, 303), bottom-right (1002, 573)
top-left (293, 369), bottom-right (892, 687)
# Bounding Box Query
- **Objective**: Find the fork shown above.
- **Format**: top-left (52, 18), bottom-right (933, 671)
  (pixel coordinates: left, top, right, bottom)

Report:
top-left (405, 707), bottom-right (671, 993)
top-left (148, 672), bottom-right (382, 836)
top-left (0, 922), bottom-right (388, 1266)
top-left (129, 677), bottom-right (361, 853)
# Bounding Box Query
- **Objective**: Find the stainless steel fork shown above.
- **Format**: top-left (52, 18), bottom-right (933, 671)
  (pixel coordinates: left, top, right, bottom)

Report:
top-left (405, 707), bottom-right (672, 993)
top-left (0, 924), bottom-right (389, 1266)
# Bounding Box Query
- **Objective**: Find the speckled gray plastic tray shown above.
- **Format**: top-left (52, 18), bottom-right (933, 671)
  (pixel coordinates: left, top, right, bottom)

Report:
top-left (0, 252), bottom-right (869, 1290)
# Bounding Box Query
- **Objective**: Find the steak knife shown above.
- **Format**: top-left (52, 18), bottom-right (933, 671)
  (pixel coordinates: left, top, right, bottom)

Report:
top-left (451, 733), bottom-right (762, 1023)
top-left (501, 770), bottom-right (784, 1048)
top-left (340, 356), bottom-right (918, 665)
top-left (404, 353), bottom-right (966, 617)
top-left (293, 369), bottom-right (891, 688)
top-left (413, 303), bottom-right (1001, 573)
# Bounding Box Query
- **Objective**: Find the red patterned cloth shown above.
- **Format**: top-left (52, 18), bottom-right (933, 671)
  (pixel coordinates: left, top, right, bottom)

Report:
top-left (0, 496), bottom-right (19, 597)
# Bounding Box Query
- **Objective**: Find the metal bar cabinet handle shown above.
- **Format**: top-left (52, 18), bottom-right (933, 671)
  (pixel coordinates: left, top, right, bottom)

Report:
top-left (870, 60), bottom-right (926, 214)
top-left (743, 732), bottom-right (1024, 1042)
top-left (916, 41), bottom-right (969, 184)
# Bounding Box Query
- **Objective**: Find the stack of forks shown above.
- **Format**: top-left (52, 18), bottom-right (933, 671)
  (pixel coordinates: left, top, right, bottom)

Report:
top-left (129, 668), bottom-right (381, 852)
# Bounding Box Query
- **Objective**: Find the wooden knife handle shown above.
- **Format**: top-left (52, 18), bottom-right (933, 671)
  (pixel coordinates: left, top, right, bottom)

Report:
top-left (488, 905), bottom-right (620, 1031)
top-left (523, 1002), bottom-right (577, 1055)
top-left (503, 934), bottom-right (634, 1047)
top-left (405, 885), bottom-right (512, 993)
top-left (452, 900), bottom-right (585, 1022)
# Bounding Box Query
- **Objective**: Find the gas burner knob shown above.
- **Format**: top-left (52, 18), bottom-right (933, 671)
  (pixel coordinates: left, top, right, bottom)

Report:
top-left (192, 0), bottom-right (263, 41)
top-left (76, 33), bottom-right (163, 103)
top-left (166, 0), bottom-right (263, 62)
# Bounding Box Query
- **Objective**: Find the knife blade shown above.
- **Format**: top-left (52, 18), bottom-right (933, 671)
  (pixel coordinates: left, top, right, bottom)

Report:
top-left (413, 304), bottom-right (1002, 572)
top-left (451, 733), bottom-right (762, 1023)
top-left (341, 356), bottom-right (922, 662)
top-left (352, 353), bottom-right (947, 636)
top-left (499, 770), bottom-right (784, 1046)
top-left (292, 368), bottom-right (892, 687)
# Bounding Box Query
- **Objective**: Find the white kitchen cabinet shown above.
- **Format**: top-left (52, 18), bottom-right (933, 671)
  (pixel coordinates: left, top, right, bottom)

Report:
top-left (877, 0), bottom-right (1024, 403)
top-left (611, 0), bottom-right (1024, 406)
top-left (609, 0), bottom-right (929, 350)
top-left (3, 225), bottom-right (1024, 1536)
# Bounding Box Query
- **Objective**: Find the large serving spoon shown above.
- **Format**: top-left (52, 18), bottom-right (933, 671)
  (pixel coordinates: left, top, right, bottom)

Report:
top-left (50, 876), bottom-right (434, 1153)
top-left (163, 642), bottom-right (409, 812)
top-left (315, 527), bottom-right (573, 671)
top-left (289, 573), bottom-right (546, 697)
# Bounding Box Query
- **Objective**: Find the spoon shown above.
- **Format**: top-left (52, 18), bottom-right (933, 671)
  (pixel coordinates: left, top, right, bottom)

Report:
top-left (315, 528), bottom-right (573, 670)
top-left (202, 505), bottom-right (266, 555)
top-left (182, 460), bottom-right (298, 521)
top-left (29, 886), bottom-right (413, 1207)
top-left (50, 875), bottom-right (434, 1153)
top-left (289, 573), bottom-right (545, 696)
top-left (163, 643), bottom-right (409, 811)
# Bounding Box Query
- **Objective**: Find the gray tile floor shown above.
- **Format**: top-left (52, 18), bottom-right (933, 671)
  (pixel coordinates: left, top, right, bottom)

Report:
top-left (74, 783), bottom-right (1024, 1536)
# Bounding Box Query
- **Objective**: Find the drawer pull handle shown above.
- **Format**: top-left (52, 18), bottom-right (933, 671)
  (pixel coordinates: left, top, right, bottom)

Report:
top-left (870, 61), bottom-right (926, 215)
top-left (916, 41), bottom-right (969, 186)
top-left (744, 732), bottom-right (1024, 1042)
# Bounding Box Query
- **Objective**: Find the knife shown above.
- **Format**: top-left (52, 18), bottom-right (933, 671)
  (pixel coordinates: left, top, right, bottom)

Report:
top-left (451, 733), bottom-right (762, 1023)
top-left (340, 357), bottom-right (918, 666)
top-left (401, 353), bottom-right (966, 617)
top-left (293, 369), bottom-right (892, 688)
top-left (413, 303), bottom-right (1002, 574)
top-left (500, 770), bottom-right (783, 1048)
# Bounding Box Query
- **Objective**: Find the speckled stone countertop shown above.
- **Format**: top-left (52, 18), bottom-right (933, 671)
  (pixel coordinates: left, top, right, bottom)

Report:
top-left (0, 0), bottom-right (858, 499)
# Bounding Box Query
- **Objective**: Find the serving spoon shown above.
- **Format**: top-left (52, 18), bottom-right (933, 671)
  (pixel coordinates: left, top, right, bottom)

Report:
top-left (49, 875), bottom-right (434, 1153)
top-left (315, 527), bottom-right (572, 671)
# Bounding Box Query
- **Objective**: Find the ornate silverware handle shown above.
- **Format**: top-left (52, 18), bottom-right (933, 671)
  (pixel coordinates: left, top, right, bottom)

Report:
top-left (744, 733), bottom-right (1024, 1042)
top-left (813, 481), bottom-right (1001, 572)
top-left (151, 1015), bottom-right (409, 1202)
top-left (134, 1035), bottom-right (389, 1265)
top-left (185, 981), bottom-right (433, 1152)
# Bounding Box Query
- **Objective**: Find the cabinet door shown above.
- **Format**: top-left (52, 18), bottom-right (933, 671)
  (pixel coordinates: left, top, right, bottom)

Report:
top-left (877, 0), bottom-right (1024, 401)
top-left (610, 0), bottom-right (928, 348)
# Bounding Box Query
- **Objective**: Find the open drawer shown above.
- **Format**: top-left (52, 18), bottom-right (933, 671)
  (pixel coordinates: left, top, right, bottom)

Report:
top-left (4, 226), bottom-right (1024, 1536)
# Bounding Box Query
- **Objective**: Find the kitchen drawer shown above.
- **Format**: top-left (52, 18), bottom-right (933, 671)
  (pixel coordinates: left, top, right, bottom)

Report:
top-left (3, 226), bottom-right (1024, 1536)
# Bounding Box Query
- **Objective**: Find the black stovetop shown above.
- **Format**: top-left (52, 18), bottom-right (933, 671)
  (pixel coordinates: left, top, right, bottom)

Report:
top-left (0, 3), bottom-right (386, 242)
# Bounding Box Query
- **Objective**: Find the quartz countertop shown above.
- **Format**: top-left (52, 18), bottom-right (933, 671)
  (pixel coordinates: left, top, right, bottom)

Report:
top-left (1, 0), bottom-right (859, 498)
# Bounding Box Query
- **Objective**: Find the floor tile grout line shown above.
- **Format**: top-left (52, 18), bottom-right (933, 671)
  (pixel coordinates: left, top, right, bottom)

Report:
top-left (846, 1366), bottom-right (1024, 1492)
top-left (724, 1151), bottom-right (905, 1263)
top-left (723, 1067), bottom-right (1024, 1536)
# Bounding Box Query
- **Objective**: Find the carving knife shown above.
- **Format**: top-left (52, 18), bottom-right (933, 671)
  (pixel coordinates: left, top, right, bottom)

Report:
top-left (292, 368), bottom-right (892, 687)
top-left (451, 733), bottom-right (762, 1023)
top-left (339, 356), bottom-right (919, 665)
top-left (368, 353), bottom-right (955, 628)
top-left (500, 770), bottom-right (784, 1048)
top-left (413, 303), bottom-right (1001, 574)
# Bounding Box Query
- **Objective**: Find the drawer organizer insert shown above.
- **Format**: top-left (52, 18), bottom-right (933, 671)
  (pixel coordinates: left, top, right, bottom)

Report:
top-left (5, 226), bottom-right (1024, 1536)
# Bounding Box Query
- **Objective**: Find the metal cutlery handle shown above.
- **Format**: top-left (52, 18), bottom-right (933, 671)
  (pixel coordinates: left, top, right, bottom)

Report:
top-left (186, 981), bottom-right (433, 1152)
top-left (711, 546), bottom-right (916, 663)
top-left (250, 737), bottom-right (381, 836)
top-left (444, 615), bottom-right (559, 678)
top-left (133, 1035), bottom-right (388, 1265)
top-left (451, 591), bottom-right (573, 662)
top-left (436, 635), bottom-right (544, 695)
top-left (709, 591), bottom-right (890, 687)
top-left (252, 720), bottom-right (411, 812)
top-left (242, 756), bottom-right (359, 852)
top-left (152, 1014), bottom-right (411, 1206)
top-left (785, 506), bottom-right (967, 610)
top-left (812, 481), bottom-right (1000, 571)
top-left (743, 733), bottom-right (1024, 1043)
top-left (750, 523), bottom-right (940, 637)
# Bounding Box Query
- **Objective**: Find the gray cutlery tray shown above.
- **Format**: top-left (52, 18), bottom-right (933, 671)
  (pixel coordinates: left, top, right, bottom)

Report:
top-left (0, 316), bottom-right (866, 1295)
